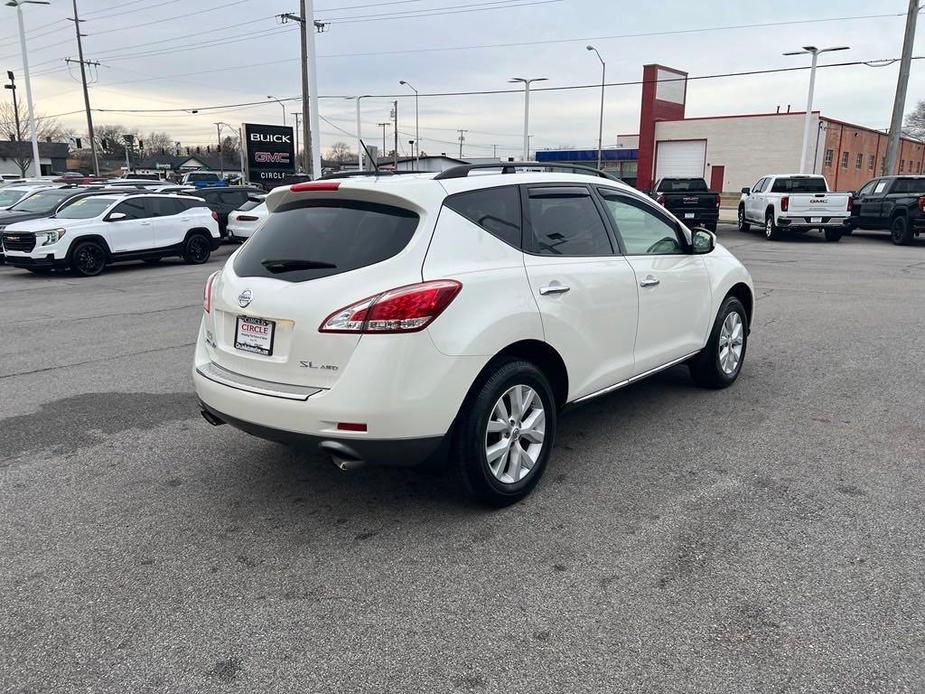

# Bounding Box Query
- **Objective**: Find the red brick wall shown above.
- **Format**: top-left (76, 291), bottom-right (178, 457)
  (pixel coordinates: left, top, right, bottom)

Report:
top-left (821, 119), bottom-right (925, 191)
top-left (637, 64), bottom-right (687, 191)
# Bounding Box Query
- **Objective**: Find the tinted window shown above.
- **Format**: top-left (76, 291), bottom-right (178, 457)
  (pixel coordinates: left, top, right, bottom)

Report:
top-left (56, 197), bottom-right (116, 219)
top-left (889, 178), bottom-right (925, 194)
top-left (856, 180), bottom-right (878, 197)
top-left (770, 177), bottom-right (828, 193)
top-left (598, 191), bottom-right (684, 255)
top-left (752, 178), bottom-right (767, 193)
top-left (182, 198), bottom-right (208, 211)
top-left (147, 197), bottom-right (182, 216)
top-left (444, 186), bottom-right (521, 247)
top-left (9, 189), bottom-right (74, 213)
top-left (657, 178), bottom-right (708, 192)
top-left (525, 188), bottom-right (612, 256)
top-left (239, 198), bottom-right (265, 212)
top-left (233, 200), bottom-right (419, 283)
top-left (110, 198), bottom-right (150, 220)
top-left (220, 190), bottom-right (248, 207)
top-left (188, 173), bottom-right (219, 182)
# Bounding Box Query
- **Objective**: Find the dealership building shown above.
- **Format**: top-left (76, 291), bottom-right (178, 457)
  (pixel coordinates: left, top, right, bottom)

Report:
top-left (537, 64), bottom-right (925, 193)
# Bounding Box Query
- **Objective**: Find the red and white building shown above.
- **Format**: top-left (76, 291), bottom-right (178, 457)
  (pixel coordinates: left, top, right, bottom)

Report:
top-left (635, 63), bottom-right (925, 193)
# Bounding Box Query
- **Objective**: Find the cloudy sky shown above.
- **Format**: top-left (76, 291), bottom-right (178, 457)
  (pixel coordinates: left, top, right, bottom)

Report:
top-left (0, 0), bottom-right (920, 159)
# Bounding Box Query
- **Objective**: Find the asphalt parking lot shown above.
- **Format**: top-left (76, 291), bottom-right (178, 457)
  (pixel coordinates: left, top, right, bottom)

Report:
top-left (1, 223), bottom-right (923, 693)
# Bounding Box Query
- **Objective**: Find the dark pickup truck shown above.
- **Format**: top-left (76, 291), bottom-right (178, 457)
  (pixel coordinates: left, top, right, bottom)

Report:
top-left (650, 178), bottom-right (720, 231)
top-left (848, 175), bottom-right (925, 245)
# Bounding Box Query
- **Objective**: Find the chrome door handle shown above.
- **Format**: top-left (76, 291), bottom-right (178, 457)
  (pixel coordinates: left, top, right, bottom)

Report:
top-left (539, 284), bottom-right (570, 296)
top-left (639, 276), bottom-right (660, 287)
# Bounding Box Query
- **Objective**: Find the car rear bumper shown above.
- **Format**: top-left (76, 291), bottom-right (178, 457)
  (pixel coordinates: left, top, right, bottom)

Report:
top-left (777, 216), bottom-right (849, 229)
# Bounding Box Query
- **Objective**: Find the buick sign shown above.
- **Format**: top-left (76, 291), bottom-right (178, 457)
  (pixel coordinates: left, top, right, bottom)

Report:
top-left (243, 122), bottom-right (296, 187)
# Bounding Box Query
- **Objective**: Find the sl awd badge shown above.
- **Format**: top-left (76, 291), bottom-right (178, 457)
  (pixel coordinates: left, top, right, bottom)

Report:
top-left (238, 289), bottom-right (253, 308)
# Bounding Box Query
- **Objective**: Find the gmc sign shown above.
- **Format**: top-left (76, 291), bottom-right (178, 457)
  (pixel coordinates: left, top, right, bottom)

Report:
top-left (243, 122), bottom-right (296, 186)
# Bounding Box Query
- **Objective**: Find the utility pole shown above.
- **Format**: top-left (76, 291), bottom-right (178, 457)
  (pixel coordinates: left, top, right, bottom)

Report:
top-left (279, 6), bottom-right (315, 177)
top-left (885, 0), bottom-right (918, 175)
top-left (66, 0), bottom-right (99, 176)
top-left (457, 129), bottom-right (468, 159)
top-left (392, 100), bottom-right (398, 169)
top-left (291, 111), bottom-right (301, 171)
top-left (492, 144), bottom-right (498, 159)
top-left (306, 2), bottom-right (323, 179)
top-left (378, 121), bottom-right (389, 164)
top-left (4, 72), bottom-right (21, 142)
top-left (214, 123), bottom-right (223, 177)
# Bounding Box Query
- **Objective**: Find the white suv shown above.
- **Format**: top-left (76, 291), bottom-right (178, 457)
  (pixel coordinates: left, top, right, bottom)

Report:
top-left (194, 166), bottom-right (754, 505)
top-left (2, 193), bottom-right (220, 276)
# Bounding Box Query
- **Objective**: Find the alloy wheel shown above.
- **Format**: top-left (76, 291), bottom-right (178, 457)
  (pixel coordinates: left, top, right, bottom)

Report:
top-left (188, 236), bottom-right (209, 262)
top-left (484, 384), bottom-right (545, 484)
top-left (76, 245), bottom-right (104, 275)
top-left (718, 311), bottom-right (744, 375)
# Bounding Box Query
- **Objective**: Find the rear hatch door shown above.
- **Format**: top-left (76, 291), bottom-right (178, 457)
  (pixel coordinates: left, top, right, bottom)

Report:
top-left (207, 185), bottom-right (436, 389)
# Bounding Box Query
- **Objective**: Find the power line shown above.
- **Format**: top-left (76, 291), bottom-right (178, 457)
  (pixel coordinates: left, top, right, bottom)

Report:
top-left (322, 0), bottom-right (559, 22)
top-left (43, 56), bottom-right (920, 119)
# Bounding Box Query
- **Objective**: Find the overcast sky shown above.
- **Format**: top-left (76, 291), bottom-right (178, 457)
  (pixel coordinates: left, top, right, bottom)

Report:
top-left (0, 0), bottom-right (920, 159)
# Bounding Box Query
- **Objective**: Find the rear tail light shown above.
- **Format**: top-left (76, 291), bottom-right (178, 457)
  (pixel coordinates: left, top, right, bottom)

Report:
top-left (655, 194), bottom-right (665, 206)
top-left (780, 195), bottom-right (789, 212)
top-left (204, 270), bottom-right (220, 313)
top-left (237, 215), bottom-right (259, 222)
top-left (714, 193), bottom-right (721, 208)
top-left (848, 194), bottom-right (854, 212)
top-left (917, 196), bottom-right (925, 213)
top-left (320, 280), bottom-right (462, 334)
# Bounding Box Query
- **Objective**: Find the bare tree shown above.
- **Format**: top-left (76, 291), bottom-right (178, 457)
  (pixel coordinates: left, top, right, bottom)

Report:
top-left (327, 141), bottom-right (354, 164)
top-left (143, 131), bottom-right (173, 154)
top-left (0, 103), bottom-right (70, 175)
top-left (903, 99), bottom-right (925, 139)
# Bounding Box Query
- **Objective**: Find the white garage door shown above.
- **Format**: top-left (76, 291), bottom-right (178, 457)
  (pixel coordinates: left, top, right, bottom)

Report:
top-left (655, 140), bottom-right (706, 180)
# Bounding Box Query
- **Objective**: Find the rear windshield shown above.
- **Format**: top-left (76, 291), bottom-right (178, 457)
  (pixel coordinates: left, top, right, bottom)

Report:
top-left (657, 179), bottom-right (708, 192)
top-left (233, 200), bottom-right (419, 283)
top-left (889, 178), bottom-right (925, 194)
top-left (187, 173), bottom-right (219, 182)
top-left (56, 197), bottom-right (115, 219)
top-left (9, 189), bottom-right (75, 213)
top-left (770, 177), bottom-right (828, 193)
top-left (239, 198), bottom-right (265, 211)
top-left (0, 189), bottom-right (29, 207)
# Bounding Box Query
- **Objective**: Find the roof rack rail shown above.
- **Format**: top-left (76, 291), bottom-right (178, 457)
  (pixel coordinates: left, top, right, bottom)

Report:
top-left (318, 170), bottom-right (427, 180)
top-left (433, 161), bottom-right (620, 181)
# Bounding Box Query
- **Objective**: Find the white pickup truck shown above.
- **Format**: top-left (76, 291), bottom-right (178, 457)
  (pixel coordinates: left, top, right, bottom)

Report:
top-left (737, 174), bottom-right (851, 242)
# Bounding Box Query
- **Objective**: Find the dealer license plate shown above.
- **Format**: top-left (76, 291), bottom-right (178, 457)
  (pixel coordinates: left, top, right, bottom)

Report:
top-left (235, 315), bottom-right (275, 356)
top-left (684, 213), bottom-right (695, 219)
top-left (810, 217), bottom-right (823, 223)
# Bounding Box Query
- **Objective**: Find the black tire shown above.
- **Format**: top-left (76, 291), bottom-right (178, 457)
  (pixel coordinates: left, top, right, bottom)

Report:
top-left (688, 296), bottom-right (748, 389)
top-left (764, 212), bottom-right (781, 241)
top-left (183, 233), bottom-right (211, 264)
top-left (824, 228), bottom-right (842, 242)
top-left (891, 215), bottom-right (913, 245)
top-left (70, 240), bottom-right (107, 277)
top-left (737, 206), bottom-right (750, 232)
top-left (451, 358), bottom-right (557, 507)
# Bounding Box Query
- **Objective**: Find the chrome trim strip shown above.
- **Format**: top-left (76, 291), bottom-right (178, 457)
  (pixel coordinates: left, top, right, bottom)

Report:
top-left (571, 351), bottom-right (700, 404)
top-left (196, 362), bottom-right (324, 401)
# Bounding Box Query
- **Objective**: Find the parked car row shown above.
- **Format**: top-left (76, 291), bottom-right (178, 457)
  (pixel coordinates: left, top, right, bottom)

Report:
top-left (735, 173), bottom-right (925, 245)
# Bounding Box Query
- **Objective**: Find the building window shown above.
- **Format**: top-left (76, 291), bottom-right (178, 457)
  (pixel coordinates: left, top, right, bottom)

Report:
top-left (824, 149), bottom-right (834, 167)
top-left (840, 151), bottom-right (849, 168)
top-left (868, 154), bottom-right (875, 170)
top-left (881, 157), bottom-right (886, 174)
top-left (919, 161), bottom-right (923, 174)
top-left (900, 160), bottom-right (905, 173)
top-left (855, 153), bottom-right (863, 169)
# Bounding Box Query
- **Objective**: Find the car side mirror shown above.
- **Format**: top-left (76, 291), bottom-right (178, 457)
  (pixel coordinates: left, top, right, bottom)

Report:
top-left (107, 212), bottom-right (127, 221)
top-left (691, 227), bottom-right (715, 254)
top-left (741, 187), bottom-right (751, 195)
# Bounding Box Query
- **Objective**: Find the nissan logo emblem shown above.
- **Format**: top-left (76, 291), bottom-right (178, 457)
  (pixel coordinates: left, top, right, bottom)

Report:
top-left (238, 289), bottom-right (253, 308)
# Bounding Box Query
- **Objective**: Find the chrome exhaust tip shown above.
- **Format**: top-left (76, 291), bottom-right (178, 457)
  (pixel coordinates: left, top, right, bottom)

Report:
top-left (319, 441), bottom-right (366, 471)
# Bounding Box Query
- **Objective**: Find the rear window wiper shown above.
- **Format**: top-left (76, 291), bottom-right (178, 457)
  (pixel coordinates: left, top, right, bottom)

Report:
top-left (261, 258), bottom-right (337, 273)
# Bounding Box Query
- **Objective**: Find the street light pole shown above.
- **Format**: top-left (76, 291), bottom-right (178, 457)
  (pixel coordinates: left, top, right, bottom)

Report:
top-left (4, 71), bottom-right (21, 142)
top-left (267, 95), bottom-right (287, 126)
top-left (346, 96), bottom-right (368, 170)
top-left (509, 77), bottom-right (547, 160)
top-left (400, 81), bottom-right (419, 168)
top-left (8, 0), bottom-right (48, 178)
top-left (587, 45), bottom-right (606, 170)
top-left (784, 45), bottom-right (849, 174)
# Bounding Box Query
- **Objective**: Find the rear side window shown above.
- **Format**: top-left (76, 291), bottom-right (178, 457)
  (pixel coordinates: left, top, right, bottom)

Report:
top-left (525, 187), bottom-right (613, 256)
top-left (111, 198), bottom-right (150, 220)
top-left (233, 200), bottom-right (419, 283)
top-left (147, 198), bottom-right (182, 216)
top-left (443, 185), bottom-right (521, 248)
top-left (889, 178), bottom-right (925, 194)
top-left (770, 177), bottom-right (828, 193)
